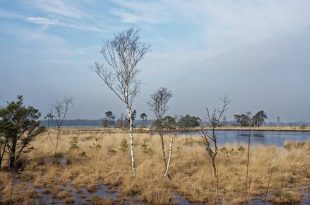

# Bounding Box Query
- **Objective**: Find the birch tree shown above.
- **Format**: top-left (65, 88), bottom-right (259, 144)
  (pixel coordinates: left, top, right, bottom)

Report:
top-left (94, 28), bottom-right (150, 176)
top-left (148, 87), bottom-right (173, 178)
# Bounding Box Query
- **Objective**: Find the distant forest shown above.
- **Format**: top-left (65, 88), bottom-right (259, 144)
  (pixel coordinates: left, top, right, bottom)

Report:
top-left (41, 119), bottom-right (309, 128)
top-left (41, 119), bottom-right (153, 127)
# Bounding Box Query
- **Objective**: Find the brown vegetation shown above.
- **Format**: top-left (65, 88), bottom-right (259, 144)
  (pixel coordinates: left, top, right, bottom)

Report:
top-left (0, 129), bottom-right (310, 204)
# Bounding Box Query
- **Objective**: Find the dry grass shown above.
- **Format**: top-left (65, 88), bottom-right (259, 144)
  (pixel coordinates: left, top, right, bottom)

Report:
top-left (0, 129), bottom-right (310, 204)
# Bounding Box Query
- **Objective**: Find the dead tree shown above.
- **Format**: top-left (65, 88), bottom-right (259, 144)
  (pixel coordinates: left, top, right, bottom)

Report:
top-left (148, 87), bottom-right (173, 178)
top-left (94, 28), bottom-right (150, 176)
top-left (47, 97), bottom-right (74, 157)
top-left (200, 96), bottom-right (230, 182)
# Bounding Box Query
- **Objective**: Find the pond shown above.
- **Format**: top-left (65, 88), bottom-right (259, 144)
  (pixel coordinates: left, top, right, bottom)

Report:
top-left (177, 130), bottom-right (310, 147)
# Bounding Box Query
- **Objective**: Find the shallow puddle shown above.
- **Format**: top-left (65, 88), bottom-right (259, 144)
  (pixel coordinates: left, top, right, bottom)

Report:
top-left (300, 192), bottom-right (310, 205)
top-left (32, 184), bottom-right (117, 204)
top-left (174, 194), bottom-right (193, 205)
top-left (33, 183), bottom-right (144, 205)
top-left (249, 193), bottom-right (310, 205)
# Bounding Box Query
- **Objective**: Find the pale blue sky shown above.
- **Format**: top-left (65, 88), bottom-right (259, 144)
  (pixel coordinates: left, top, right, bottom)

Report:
top-left (0, 0), bottom-right (310, 122)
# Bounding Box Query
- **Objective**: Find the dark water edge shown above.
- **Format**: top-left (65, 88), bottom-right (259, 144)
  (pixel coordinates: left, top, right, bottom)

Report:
top-left (177, 130), bottom-right (310, 147)
top-left (30, 186), bottom-right (310, 205)
top-left (61, 128), bottom-right (310, 147)
top-left (27, 184), bottom-right (189, 205)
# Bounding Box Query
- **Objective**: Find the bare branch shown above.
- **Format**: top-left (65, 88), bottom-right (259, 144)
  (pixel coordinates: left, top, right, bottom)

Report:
top-left (201, 96), bottom-right (230, 183)
top-left (94, 27), bottom-right (150, 110)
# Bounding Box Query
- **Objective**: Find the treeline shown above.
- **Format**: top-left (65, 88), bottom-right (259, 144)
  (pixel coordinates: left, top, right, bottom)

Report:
top-left (40, 111), bottom-right (269, 129)
top-left (234, 111), bottom-right (267, 127)
top-left (101, 111), bottom-right (201, 130)
top-left (41, 119), bottom-right (104, 127)
top-left (98, 110), bottom-right (269, 129)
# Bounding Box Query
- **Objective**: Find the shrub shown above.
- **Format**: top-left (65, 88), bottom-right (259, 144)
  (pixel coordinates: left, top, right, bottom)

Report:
top-left (69, 137), bottom-right (79, 150)
top-left (119, 139), bottom-right (128, 152)
top-left (90, 139), bottom-right (102, 149)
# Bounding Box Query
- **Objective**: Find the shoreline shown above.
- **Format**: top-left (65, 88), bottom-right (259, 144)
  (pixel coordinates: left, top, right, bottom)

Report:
top-left (55, 126), bottom-right (310, 133)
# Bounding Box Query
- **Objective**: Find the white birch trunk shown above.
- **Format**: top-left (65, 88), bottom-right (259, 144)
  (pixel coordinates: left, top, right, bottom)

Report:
top-left (127, 107), bottom-right (136, 176)
top-left (164, 137), bottom-right (173, 177)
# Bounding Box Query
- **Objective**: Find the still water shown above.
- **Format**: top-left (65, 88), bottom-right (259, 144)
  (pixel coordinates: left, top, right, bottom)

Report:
top-left (179, 130), bottom-right (310, 147)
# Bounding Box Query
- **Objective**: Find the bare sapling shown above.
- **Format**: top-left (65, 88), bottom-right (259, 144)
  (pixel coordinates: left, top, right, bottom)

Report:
top-left (245, 112), bottom-right (252, 201)
top-left (47, 97), bottom-right (74, 158)
top-left (94, 27), bottom-right (150, 176)
top-left (264, 151), bottom-right (278, 203)
top-left (44, 112), bottom-right (55, 155)
top-left (200, 96), bottom-right (230, 186)
top-left (148, 87), bottom-right (173, 178)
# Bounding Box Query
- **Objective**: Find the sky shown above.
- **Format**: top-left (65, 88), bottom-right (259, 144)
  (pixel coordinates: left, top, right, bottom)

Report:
top-left (0, 0), bottom-right (310, 122)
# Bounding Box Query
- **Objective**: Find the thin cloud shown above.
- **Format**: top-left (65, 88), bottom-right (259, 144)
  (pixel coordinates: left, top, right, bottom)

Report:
top-left (26, 16), bottom-right (107, 32)
top-left (109, 0), bottom-right (310, 52)
top-left (111, 9), bottom-right (160, 24)
top-left (110, 0), bottom-right (170, 24)
top-left (31, 0), bottom-right (86, 19)
top-left (26, 16), bottom-right (60, 25)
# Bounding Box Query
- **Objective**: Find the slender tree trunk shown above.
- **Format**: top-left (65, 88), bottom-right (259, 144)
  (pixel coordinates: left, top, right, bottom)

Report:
top-left (10, 169), bottom-right (16, 202)
top-left (245, 130), bottom-right (251, 201)
top-left (9, 139), bottom-right (17, 169)
top-left (9, 154), bottom-right (15, 169)
top-left (264, 152), bottom-right (277, 204)
top-left (212, 127), bottom-right (218, 179)
top-left (164, 137), bottom-right (173, 178)
top-left (0, 152), bottom-right (4, 169)
top-left (0, 145), bottom-right (2, 169)
top-left (159, 124), bottom-right (171, 179)
top-left (0, 143), bottom-right (7, 169)
top-left (212, 156), bottom-right (217, 178)
top-left (127, 107), bottom-right (136, 176)
top-left (54, 127), bottom-right (60, 156)
top-left (160, 132), bottom-right (167, 167)
top-left (264, 167), bottom-right (273, 203)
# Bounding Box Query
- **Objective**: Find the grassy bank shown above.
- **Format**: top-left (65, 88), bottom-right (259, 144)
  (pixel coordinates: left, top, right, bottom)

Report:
top-left (0, 130), bottom-right (310, 204)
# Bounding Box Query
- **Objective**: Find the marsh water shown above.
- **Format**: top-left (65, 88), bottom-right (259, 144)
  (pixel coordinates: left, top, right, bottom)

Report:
top-left (178, 130), bottom-right (310, 147)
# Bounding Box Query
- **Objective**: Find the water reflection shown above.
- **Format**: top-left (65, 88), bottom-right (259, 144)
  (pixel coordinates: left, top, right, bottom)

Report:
top-left (181, 131), bottom-right (310, 147)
